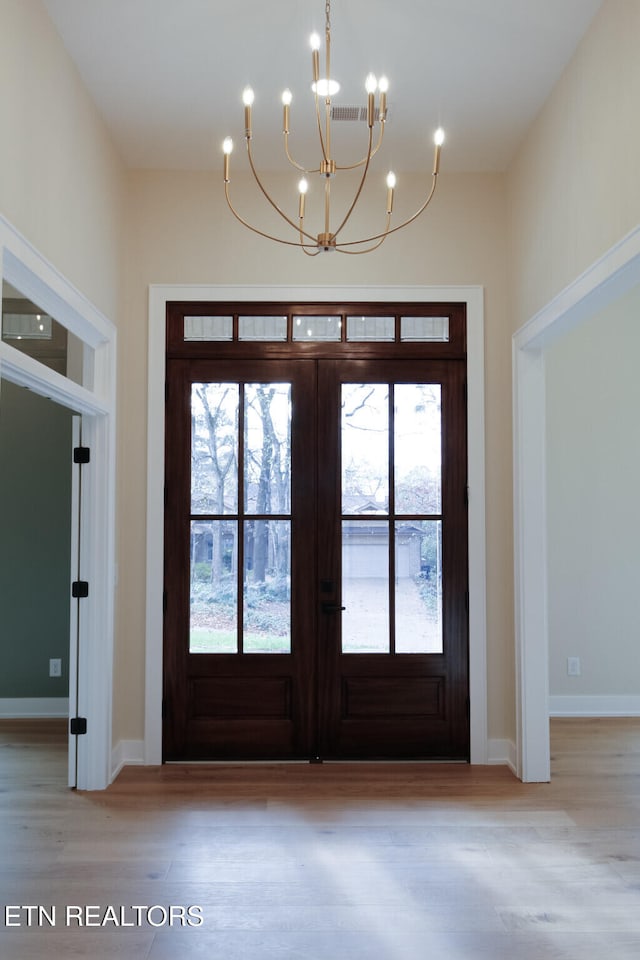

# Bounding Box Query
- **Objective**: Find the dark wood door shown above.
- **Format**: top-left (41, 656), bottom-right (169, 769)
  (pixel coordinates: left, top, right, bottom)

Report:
top-left (163, 359), bottom-right (317, 760)
top-left (316, 359), bottom-right (469, 760)
top-left (163, 356), bottom-right (468, 761)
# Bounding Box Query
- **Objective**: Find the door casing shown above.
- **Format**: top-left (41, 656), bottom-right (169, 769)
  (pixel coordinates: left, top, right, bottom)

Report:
top-left (0, 214), bottom-right (117, 791)
top-left (148, 284), bottom-right (487, 766)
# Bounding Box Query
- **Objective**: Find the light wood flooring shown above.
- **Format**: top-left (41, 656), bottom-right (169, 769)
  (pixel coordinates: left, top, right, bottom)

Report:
top-left (1, 718), bottom-right (639, 959)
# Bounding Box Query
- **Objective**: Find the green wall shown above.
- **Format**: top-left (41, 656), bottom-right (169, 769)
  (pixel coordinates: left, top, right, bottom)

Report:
top-left (0, 379), bottom-right (72, 698)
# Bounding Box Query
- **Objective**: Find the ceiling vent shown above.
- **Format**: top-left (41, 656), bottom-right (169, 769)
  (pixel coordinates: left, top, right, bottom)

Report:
top-left (331, 105), bottom-right (387, 122)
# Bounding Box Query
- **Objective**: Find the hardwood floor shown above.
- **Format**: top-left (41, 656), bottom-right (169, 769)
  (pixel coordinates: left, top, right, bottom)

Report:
top-left (1, 718), bottom-right (639, 959)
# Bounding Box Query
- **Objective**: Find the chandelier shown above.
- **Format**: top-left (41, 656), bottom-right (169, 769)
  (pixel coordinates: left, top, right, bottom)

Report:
top-left (222, 0), bottom-right (444, 255)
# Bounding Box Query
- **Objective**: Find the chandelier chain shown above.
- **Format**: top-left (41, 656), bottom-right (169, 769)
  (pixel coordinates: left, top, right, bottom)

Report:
top-left (325, 0), bottom-right (331, 35)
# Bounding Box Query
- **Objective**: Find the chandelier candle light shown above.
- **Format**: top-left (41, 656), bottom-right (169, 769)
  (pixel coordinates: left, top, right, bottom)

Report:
top-left (222, 0), bottom-right (445, 255)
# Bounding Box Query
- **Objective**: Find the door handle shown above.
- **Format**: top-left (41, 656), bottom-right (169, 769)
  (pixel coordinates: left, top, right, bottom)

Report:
top-left (321, 603), bottom-right (346, 614)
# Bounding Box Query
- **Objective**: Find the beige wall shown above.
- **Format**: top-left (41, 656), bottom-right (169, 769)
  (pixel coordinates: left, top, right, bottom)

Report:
top-left (508, 0), bottom-right (640, 330)
top-left (117, 168), bottom-right (514, 745)
top-left (546, 284), bottom-right (640, 699)
top-left (0, 0), bottom-right (124, 319)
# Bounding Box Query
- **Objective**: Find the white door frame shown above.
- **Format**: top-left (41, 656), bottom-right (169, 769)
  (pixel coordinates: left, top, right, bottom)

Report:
top-left (145, 283), bottom-right (488, 767)
top-left (513, 224), bottom-right (640, 782)
top-left (68, 416), bottom-right (82, 788)
top-left (0, 215), bottom-right (117, 791)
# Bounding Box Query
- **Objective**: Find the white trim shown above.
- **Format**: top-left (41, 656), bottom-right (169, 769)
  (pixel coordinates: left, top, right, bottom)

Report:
top-left (0, 698), bottom-right (69, 718)
top-left (68, 417), bottom-right (81, 788)
top-left (1, 220), bottom-right (112, 347)
top-left (111, 739), bottom-right (145, 780)
top-left (550, 695), bottom-right (640, 717)
top-left (146, 284), bottom-right (487, 766)
top-left (0, 214), bottom-right (117, 791)
top-left (488, 738), bottom-right (517, 775)
top-left (515, 226), bottom-right (640, 351)
top-left (0, 341), bottom-right (109, 416)
top-left (513, 223), bottom-right (640, 783)
top-left (512, 343), bottom-right (550, 782)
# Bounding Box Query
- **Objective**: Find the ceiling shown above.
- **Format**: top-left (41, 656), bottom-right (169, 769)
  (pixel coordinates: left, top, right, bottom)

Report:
top-left (42, 0), bottom-right (602, 174)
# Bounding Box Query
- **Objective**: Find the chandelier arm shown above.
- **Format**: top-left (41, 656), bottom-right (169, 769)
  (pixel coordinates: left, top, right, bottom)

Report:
top-left (330, 124), bottom-right (375, 241)
top-left (246, 139), bottom-right (319, 244)
top-left (299, 217), bottom-right (321, 256)
top-left (224, 182), bottom-right (320, 249)
top-left (336, 123), bottom-right (386, 172)
top-left (335, 215), bottom-right (392, 254)
top-left (332, 175), bottom-right (439, 248)
top-left (283, 133), bottom-right (317, 174)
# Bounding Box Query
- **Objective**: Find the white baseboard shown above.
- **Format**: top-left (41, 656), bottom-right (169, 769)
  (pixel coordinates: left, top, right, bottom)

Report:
top-left (550, 694), bottom-right (640, 717)
top-left (487, 738), bottom-right (517, 774)
top-left (0, 697), bottom-right (69, 718)
top-left (111, 739), bottom-right (145, 781)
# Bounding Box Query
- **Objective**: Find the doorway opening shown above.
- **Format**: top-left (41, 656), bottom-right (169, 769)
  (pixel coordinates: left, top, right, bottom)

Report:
top-left (163, 301), bottom-right (469, 761)
top-left (0, 381), bottom-right (73, 736)
top-left (1, 218), bottom-right (117, 790)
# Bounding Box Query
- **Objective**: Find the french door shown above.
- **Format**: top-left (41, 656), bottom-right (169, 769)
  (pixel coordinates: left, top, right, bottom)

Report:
top-left (163, 305), bottom-right (469, 761)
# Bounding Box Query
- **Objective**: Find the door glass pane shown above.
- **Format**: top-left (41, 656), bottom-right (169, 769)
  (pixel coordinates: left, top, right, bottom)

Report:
top-left (244, 520), bottom-right (291, 652)
top-left (342, 384), bottom-right (389, 514)
top-left (395, 521), bottom-right (443, 653)
top-left (394, 384), bottom-right (441, 514)
top-left (342, 520), bottom-right (389, 652)
top-left (190, 520), bottom-right (238, 652)
top-left (191, 383), bottom-right (238, 514)
top-left (244, 383), bottom-right (291, 514)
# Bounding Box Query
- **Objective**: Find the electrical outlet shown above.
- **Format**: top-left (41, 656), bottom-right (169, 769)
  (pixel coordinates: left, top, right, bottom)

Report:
top-left (567, 656), bottom-right (581, 677)
top-left (49, 658), bottom-right (62, 678)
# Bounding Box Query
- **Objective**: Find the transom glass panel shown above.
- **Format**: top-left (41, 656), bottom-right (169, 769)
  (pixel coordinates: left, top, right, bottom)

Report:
top-left (2, 281), bottom-right (93, 386)
top-left (238, 316), bottom-right (287, 341)
top-left (292, 315), bottom-right (341, 341)
top-left (400, 316), bottom-right (449, 342)
top-left (346, 316), bottom-right (395, 342)
top-left (184, 316), bottom-right (233, 341)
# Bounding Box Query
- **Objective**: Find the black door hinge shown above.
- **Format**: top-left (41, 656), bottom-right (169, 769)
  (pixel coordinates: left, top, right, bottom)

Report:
top-left (72, 581), bottom-right (89, 599)
top-left (73, 446), bottom-right (90, 464)
top-left (70, 717), bottom-right (87, 736)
